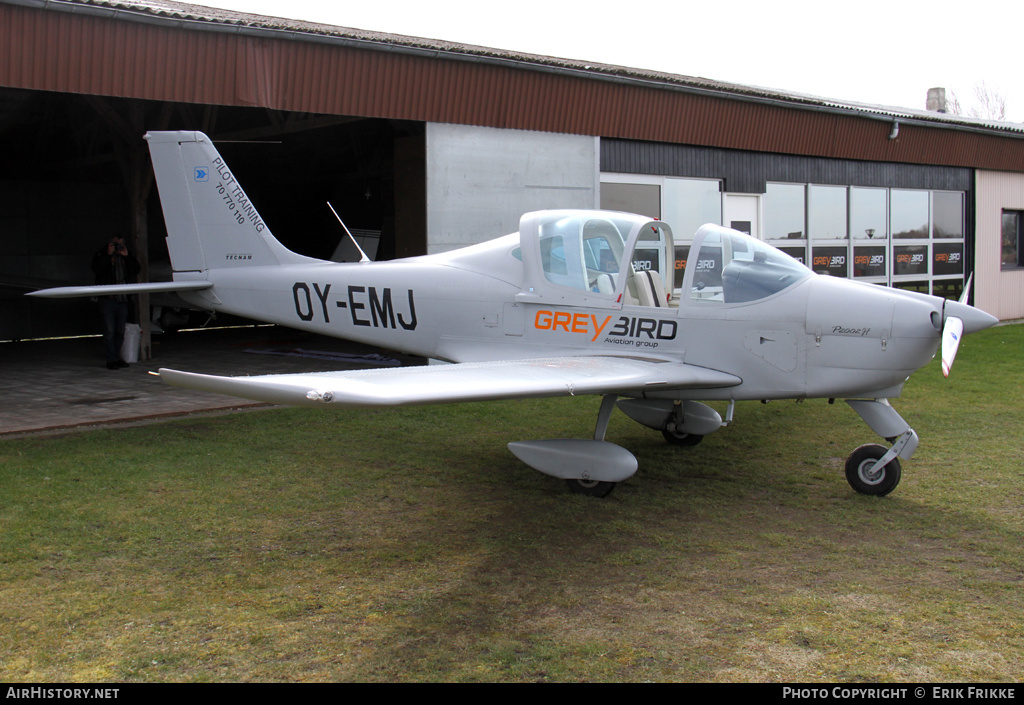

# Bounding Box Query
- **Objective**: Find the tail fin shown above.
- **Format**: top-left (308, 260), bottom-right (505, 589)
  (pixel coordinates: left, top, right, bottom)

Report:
top-left (145, 131), bottom-right (315, 273)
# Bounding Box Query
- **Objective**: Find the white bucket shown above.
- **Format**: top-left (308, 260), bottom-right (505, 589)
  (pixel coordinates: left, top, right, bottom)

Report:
top-left (121, 323), bottom-right (142, 363)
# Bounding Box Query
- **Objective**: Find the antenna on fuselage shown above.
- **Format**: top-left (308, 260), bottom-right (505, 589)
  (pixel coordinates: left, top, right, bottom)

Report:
top-left (327, 201), bottom-right (372, 263)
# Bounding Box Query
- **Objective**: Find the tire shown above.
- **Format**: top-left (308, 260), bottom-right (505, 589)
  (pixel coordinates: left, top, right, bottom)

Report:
top-left (565, 479), bottom-right (617, 497)
top-left (845, 443), bottom-right (902, 496)
top-left (661, 427), bottom-right (703, 446)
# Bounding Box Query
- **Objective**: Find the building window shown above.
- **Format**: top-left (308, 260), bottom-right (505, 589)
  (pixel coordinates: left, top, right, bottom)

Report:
top-left (663, 178), bottom-right (722, 242)
top-left (808, 185), bottom-right (848, 240)
top-left (891, 189), bottom-right (930, 239)
top-left (933, 191), bottom-right (964, 238)
top-left (601, 182), bottom-right (661, 220)
top-left (604, 172), bottom-right (970, 298)
top-left (600, 176), bottom-right (722, 242)
top-left (760, 184), bottom-right (966, 296)
top-left (764, 183), bottom-right (805, 240)
top-left (1003, 210), bottom-right (1023, 269)
top-left (600, 175), bottom-right (722, 292)
top-left (850, 187), bottom-right (888, 240)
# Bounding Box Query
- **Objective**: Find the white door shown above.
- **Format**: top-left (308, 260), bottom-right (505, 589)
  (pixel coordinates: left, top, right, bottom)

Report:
top-left (723, 194), bottom-right (760, 240)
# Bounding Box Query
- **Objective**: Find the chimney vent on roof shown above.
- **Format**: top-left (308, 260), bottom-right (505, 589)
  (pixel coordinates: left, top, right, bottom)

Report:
top-left (927, 87), bottom-right (947, 113)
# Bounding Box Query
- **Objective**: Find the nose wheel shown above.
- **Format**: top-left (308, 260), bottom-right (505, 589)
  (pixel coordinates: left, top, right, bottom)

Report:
top-left (845, 443), bottom-right (902, 496)
top-left (843, 400), bottom-right (919, 497)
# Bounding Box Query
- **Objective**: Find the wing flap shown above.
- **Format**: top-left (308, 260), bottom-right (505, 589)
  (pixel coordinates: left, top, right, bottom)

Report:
top-left (157, 356), bottom-right (741, 408)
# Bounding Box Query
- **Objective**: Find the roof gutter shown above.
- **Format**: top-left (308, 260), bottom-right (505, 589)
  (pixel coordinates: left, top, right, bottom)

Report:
top-left (7, 0), bottom-right (1023, 140)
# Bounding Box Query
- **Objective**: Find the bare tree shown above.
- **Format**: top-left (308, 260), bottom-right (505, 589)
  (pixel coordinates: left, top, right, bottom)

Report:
top-left (972, 81), bottom-right (1007, 121)
top-left (947, 82), bottom-right (1007, 121)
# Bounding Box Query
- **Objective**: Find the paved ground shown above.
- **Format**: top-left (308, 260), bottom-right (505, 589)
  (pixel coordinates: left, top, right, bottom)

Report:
top-left (0, 326), bottom-right (419, 437)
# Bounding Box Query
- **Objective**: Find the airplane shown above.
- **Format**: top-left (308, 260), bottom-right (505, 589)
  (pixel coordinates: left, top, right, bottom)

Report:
top-left (30, 131), bottom-right (999, 497)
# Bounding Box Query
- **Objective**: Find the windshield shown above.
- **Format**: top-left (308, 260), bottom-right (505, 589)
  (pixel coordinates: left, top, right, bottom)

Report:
top-left (689, 225), bottom-right (812, 304)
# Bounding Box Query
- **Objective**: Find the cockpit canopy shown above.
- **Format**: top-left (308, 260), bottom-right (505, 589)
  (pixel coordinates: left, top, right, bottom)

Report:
top-left (684, 224), bottom-right (813, 304)
top-left (515, 212), bottom-right (810, 309)
top-left (517, 210), bottom-right (674, 307)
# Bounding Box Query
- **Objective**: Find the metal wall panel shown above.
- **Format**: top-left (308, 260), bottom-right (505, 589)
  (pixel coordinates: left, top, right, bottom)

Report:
top-left (974, 171), bottom-right (1024, 319)
top-left (4, 3), bottom-right (1024, 172)
top-left (425, 124), bottom-right (599, 252)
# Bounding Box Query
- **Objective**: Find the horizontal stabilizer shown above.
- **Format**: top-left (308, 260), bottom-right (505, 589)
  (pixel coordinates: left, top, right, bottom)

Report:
top-left (157, 356), bottom-right (741, 408)
top-left (28, 281), bottom-right (213, 299)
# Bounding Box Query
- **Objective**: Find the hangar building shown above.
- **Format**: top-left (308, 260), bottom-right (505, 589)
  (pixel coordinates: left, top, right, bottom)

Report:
top-left (2, 0), bottom-right (1023, 353)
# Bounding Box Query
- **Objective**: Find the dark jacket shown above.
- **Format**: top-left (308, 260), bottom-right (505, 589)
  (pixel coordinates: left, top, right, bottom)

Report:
top-left (91, 245), bottom-right (140, 287)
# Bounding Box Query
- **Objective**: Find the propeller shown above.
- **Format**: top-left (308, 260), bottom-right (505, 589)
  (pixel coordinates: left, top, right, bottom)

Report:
top-left (940, 315), bottom-right (963, 377)
top-left (940, 274), bottom-right (994, 378)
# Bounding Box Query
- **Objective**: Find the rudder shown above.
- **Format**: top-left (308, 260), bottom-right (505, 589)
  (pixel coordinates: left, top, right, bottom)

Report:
top-left (145, 131), bottom-right (313, 273)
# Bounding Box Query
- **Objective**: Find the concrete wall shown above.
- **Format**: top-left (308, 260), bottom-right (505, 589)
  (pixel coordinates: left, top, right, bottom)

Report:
top-left (975, 170), bottom-right (1024, 320)
top-left (425, 124), bottom-right (599, 253)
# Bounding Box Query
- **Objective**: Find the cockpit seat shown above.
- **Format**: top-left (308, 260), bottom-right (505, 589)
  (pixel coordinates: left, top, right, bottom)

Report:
top-left (592, 273), bottom-right (615, 295)
top-left (632, 269), bottom-right (667, 308)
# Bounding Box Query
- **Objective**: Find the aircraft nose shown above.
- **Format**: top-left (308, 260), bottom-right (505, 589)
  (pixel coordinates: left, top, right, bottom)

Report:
top-left (891, 292), bottom-right (943, 339)
top-left (944, 299), bottom-right (999, 335)
top-left (890, 290), bottom-right (998, 340)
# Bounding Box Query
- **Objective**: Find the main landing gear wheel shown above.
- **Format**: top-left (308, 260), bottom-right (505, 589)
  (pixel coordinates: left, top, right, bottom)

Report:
top-left (565, 479), bottom-right (617, 498)
top-left (845, 443), bottom-right (902, 496)
top-left (661, 427), bottom-right (703, 446)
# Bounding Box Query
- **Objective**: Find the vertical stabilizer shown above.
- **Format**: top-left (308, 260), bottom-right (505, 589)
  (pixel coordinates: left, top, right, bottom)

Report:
top-left (145, 131), bottom-right (314, 273)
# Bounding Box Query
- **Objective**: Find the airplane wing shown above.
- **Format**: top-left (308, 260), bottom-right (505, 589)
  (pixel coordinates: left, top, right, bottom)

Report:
top-left (27, 281), bottom-right (213, 298)
top-left (157, 356), bottom-right (741, 408)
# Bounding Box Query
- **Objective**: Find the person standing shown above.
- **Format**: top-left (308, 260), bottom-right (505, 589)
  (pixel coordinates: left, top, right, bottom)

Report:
top-left (91, 235), bottom-right (140, 369)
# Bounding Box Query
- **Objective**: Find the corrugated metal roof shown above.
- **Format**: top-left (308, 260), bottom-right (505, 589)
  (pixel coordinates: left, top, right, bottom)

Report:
top-left (2, 0), bottom-right (1024, 172)
top-left (29, 0), bottom-right (1021, 136)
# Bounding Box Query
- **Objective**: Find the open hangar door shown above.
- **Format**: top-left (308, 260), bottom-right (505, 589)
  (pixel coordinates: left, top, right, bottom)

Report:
top-left (0, 87), bottom-right (426, 344)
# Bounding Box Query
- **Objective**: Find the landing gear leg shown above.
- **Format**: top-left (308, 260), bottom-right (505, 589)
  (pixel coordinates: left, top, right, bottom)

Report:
top-left (662, 401), bottom-right (704, 446)
top-left (844, 399), bottom-right (918, 496)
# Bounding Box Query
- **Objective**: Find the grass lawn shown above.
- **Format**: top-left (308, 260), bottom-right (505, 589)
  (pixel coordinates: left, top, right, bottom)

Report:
top-left (1, 323), bottom-right (1022, 682)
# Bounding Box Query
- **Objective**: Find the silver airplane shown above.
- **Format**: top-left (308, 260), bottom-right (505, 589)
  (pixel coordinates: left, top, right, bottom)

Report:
top-left (31, 131), bottom-right (998, 497)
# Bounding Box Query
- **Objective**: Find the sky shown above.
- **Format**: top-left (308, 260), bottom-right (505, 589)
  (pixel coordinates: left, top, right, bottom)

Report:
top-left (173, 0), bottom-right (1023, 122)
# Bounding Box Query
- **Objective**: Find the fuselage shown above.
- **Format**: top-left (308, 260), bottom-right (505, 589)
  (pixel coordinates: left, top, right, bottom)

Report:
top-left (182, 222), bottom-right (954, 404)
top-left (129, 134), bottom-right (988, 409)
